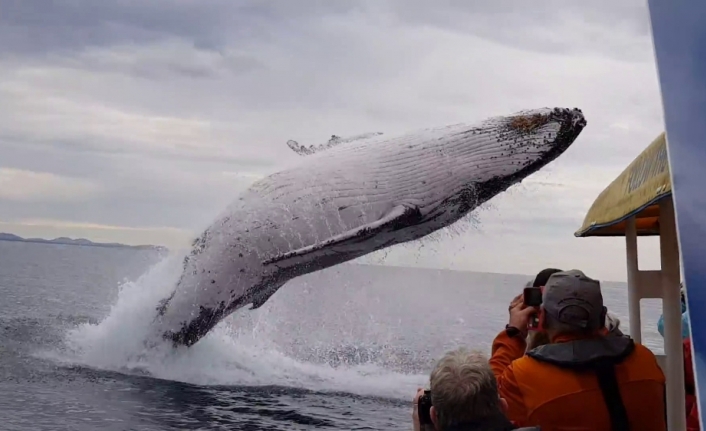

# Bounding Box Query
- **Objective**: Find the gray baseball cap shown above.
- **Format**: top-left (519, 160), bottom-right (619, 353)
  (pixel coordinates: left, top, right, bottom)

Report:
top-left (542, 269), bottom-right (604, 330)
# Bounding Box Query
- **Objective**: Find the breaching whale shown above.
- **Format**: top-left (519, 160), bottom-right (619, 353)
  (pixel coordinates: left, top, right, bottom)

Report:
top-left (152, 107), bottom-right (587, 347)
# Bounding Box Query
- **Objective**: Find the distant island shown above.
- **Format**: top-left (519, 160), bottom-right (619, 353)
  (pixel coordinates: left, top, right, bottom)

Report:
top-left (0, 233), bottom-right (169, 252)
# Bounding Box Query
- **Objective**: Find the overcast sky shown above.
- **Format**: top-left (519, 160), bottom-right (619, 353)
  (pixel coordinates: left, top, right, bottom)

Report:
top-left (0, 0), bottom-right (667, 281)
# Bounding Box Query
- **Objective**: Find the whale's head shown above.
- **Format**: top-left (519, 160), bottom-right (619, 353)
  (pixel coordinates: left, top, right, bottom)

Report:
top-left (440, 107), bottom-right (586, 213)
top-left (455, 108), bottom-right (586, 205)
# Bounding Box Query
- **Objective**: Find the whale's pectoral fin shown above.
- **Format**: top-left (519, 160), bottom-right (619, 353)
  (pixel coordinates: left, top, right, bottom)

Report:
top-left (286, 132), bottom-right (384, 156)
top-left (262, 204), bottom-right (421, 265)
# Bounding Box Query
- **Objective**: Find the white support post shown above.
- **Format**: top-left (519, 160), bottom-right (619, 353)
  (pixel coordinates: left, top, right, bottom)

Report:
top-left (660, 197), bottom-right (686, 431)
top-left (624, 202), bottom-right (683, 430)
top-left (626, 217), bottom-right (642, 343)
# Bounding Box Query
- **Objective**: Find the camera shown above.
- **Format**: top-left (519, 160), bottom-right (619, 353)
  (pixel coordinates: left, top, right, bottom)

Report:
top-left (418, 390), bottom-right (433, 425)
top-left (523, 286), bottom-right (543, 307)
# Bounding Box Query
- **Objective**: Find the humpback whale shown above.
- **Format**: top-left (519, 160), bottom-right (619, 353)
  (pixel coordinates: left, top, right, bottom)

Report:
top-left (152, 107), bottom-right (587, 347)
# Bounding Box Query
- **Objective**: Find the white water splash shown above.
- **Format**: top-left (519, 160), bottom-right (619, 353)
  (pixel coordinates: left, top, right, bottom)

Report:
top-left (53, 253), bottom-right (426, 400)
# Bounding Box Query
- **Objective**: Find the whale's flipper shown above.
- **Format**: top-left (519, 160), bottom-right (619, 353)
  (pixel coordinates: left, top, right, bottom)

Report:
top-left (286, 132), bottom-right (384, 156)
top-left (262, 204), bottom-right (421, 265)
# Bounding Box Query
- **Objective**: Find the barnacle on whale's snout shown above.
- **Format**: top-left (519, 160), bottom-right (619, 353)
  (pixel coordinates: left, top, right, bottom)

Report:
top-left (508, 113), bottom-right (550, 133)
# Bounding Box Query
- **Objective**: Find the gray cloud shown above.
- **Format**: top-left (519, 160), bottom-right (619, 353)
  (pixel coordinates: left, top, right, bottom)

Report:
top-left (3, 1), bottom-right (650, 60)
top-left (1, 0), bottom-right (360, 57)
top-left (386, 0), bottom-right (651, 61)
top-left (0, 140), bottom-right (262, 230)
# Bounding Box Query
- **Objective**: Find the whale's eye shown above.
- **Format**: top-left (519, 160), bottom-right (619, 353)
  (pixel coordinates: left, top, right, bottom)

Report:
top-left (508, 113), bottom-right (548, 133)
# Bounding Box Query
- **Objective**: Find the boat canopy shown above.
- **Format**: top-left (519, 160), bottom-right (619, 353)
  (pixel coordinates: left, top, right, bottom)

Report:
top-left (574, 131), bottom-right (685, 431)
top-left (574, 132), bottom-right (671, 237)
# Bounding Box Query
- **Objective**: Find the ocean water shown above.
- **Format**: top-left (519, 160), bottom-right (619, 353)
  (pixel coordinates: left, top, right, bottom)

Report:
top-left (0, 240), bottom-right (664, 431)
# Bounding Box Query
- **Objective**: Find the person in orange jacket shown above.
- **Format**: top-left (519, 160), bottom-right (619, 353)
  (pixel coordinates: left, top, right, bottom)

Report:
top-left (522, 268), bottom-right (623, 352)
top-left (490, 269), bottom-right (667, 431)
top-left (683, 337), bottom-right (700, 431)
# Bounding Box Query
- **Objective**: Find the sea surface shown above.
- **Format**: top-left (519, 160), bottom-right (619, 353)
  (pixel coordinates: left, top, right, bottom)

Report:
top-left (0, 241), bottom-right (664, 431)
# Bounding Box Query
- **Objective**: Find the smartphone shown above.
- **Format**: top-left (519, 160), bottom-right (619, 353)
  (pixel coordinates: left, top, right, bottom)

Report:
top-left (523, 287), bottom-right (543, 307)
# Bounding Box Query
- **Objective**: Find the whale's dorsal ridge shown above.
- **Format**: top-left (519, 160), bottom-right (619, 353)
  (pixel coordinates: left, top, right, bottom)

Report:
top-left (286, 132), bottom-right (384, 156)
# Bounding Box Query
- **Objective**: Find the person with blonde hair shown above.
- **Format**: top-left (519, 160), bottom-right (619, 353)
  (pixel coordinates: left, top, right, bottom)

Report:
top-left (412, 347), bottom-right (539, 431)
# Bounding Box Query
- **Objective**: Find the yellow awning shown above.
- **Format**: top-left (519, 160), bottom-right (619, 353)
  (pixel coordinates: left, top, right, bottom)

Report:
top-left (575, 132), bottom-right (672, 237)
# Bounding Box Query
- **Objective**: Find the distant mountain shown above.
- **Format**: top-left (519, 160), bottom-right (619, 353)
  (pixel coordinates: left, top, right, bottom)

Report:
top-left (0, 233), bottom-right (168, 252)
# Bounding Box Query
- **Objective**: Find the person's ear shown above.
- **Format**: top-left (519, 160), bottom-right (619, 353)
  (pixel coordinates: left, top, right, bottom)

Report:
top-left (499, 397), bottom-right (509, 413)
top-left (430, 406), bottom-right (439, 429)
